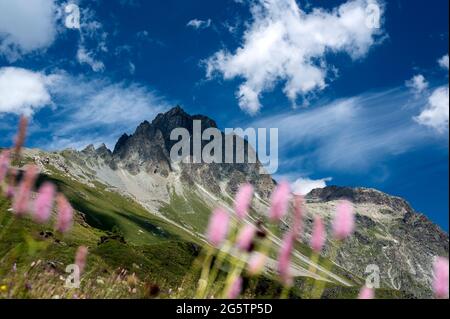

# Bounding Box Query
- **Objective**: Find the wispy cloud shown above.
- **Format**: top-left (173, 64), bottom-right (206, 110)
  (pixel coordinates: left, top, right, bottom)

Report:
top-left (40, 72), bottom-right (172, 149)
top-left (405, 74), bottom-right (428, 95)
top-left (73, 4), bottom-right (110, 72)
top-left (76, 45), bottom-right (105, 72)
top-left (249, 88), bottom-right (446, 173)
top-left (187, 19), bottom-right (212, 30)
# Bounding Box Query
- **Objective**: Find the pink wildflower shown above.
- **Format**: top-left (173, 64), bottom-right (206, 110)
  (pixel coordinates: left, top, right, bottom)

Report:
top-left (234, 183), bottom-right (254, 219)
top-left (310, 216), bottom-right (326, 253)
top-left (332, 200), bottom-right (355, 240)
top-left (5, 185), bottom-right (15, 199)
top-left (228, 276), bottom-right (243, 299)
top-left (4, 169), bottom-right (17, 198)
top-left (14, 116), bottom-right (28, 155)
top-left (433, 257), bottom-right (449, 299)
top-left (278, 233), bottom-right (294, 286)
top-left (75, 246), bottom-right (88, 274)
top-left (206, 208), bottom-right (230, 247)
top-left (247, 252), bottom-right (267, 276)
top-left (55, 193), bottom-right (73, 233)
top-left (358, 286), bottom-right (375, 299)
top-left (236, 224), bottom-right (256, 252)
top-left (269, 181), bottom-right (291, 222)
top-left (33, 182), bottom-right (55, 223)
top-left (12, 165), bottom-right (38, 216)
top-left (0, 150), bottom-right (10, 184)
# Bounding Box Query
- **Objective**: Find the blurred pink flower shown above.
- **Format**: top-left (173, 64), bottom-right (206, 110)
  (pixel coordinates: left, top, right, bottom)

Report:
top-left (4, 169), bottom-right (16, 198)
top-left (33, 182), bottom-right (55, 223)
top-left (269, 181), bottom-right (291, 222)
top-left (0, 150), bottom-right (10, 184)
top-left (14, 116), bottom-right (28, 155)
top-left (332, 200), bottom-right (355, 240)
top-left (247, 252), bottom-right (267, 276)
top-left (278, 233), bottom-right (294, 286)
top-left (236, 224), bottom-right (256, 252)
top-left (5, 185), bottom-right (15, 199)
top-left (234, 183), bottom-right (254, 219)
top-left (228, 276), bottom-right (243, 299)
top-left (433, 257), bottom-right (449, 299)
top-left (206, 208), bottom-right (230, 247)
top-left (358, 286), bottom-right (375, 299)
top-left (12, 165), bottom-right (38, 216)
top-left (55, 194), bottom-right (73, 233)
top-left (75, 246), bottom-right (88, 274)
top-left (310, 216), bottom-right (326, 253)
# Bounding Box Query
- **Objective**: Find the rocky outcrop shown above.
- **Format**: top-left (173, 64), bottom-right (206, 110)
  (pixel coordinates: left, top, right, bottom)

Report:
top-left (304, 186), bottom-right (449, 298)
top-left (108, 106), bottom-right (275, 199)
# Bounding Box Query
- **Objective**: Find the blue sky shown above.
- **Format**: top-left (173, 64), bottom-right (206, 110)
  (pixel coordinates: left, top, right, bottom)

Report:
top-left (0, 0), bottom-right (448, 230)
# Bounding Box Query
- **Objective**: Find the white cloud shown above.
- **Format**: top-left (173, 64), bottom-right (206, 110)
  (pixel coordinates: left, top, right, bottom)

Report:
top-left (0, 67), bottom-right (52, 116)
top-left (415, 86), bottom-right (449, 133)
top-left (438, 54), bottom-right (449, 70)
top-left (187, 19), bottom-right (212, 30)
top-left (292, 177), bottom-right (332, 195)
top-left (406, 74), bottom-right (428, 95)
top-left (249, 88), bottom-right (440, 172)
top-left (206, 0), bottom-right (383, 114)
top-left (63, 4), bottom-right (108, 72)
top-left (77, 45), bottom-right (105, 72)
top-left (0, 0), bottom-right (57, 61)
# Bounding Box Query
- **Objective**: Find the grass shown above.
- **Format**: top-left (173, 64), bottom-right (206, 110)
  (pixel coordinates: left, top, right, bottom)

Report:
top-left (159, 188), bottom-right (213, 234)
top-left (0, 162), bottom-right (204, 298)
top-left (41, 164), bottom-right (198, 245)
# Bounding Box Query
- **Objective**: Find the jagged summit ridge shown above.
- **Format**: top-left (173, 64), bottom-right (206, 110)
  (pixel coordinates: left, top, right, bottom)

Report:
top-left (105, 105), bottom-right (275, 197)
top-left (112, 106), bottom-right (218, 156)
top-left (307, 186), bottom-right (414, 215)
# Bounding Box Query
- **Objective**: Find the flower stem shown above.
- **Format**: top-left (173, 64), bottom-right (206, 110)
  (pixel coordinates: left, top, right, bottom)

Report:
top-left (195, 246), bottom-right (214, 299)
top-left (310, 240), bottom-right (342, 299)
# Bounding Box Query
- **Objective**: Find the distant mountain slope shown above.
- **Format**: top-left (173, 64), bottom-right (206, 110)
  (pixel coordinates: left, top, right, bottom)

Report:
top-left (21, 106), bottom-right (448, 298)
top-left (303, 187), bottom-right (448, 298)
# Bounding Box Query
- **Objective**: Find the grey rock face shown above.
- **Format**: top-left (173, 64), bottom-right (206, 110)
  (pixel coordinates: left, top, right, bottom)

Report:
top-left (109, 106), bottom-right (275, 198)
top-left (305, 186), bottom-right (449, 298)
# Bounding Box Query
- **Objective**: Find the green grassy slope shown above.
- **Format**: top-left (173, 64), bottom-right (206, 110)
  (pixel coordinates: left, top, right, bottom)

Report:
top-left (0, 166), bottom-right (201, 298)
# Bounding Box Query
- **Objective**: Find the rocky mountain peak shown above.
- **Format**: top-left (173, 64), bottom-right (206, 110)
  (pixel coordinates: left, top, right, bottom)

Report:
top-left (135, 120), bottom-right (152, 134)
top-left (112, 106), bottom-right (219, 157)
top-left (113, 134), bottom-right (130, 155)
top-left (96, 143), bottom-right (112, 158)
top-left (81, 144), bottom-right (96, 155)
top-left (307, 185), bottom-right (414, 215)
top-left (152, 106), bottom-right (217, 142)
top-left (103, 105), bottom-right (275, 197)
